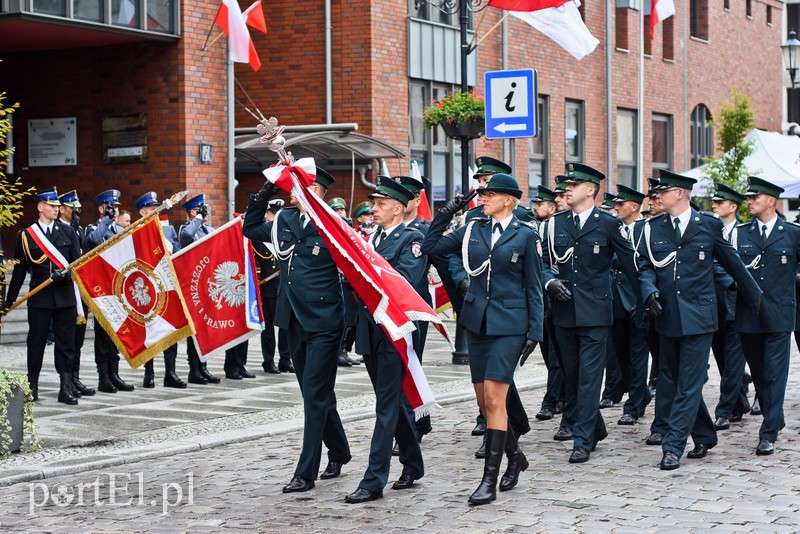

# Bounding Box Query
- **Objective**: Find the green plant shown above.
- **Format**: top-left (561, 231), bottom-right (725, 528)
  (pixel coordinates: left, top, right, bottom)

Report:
top-left (423, 90), bottom-right (485, 129)
top-left (0, 368), bottom-right (40, 457)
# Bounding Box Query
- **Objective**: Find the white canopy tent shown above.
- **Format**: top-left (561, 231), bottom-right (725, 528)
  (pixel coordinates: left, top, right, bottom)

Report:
top-left (683, 129), bottom-right (800, 199)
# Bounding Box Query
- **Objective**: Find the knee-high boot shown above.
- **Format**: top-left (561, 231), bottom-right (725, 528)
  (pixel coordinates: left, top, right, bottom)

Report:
top-left (143, 359), bottom-right (155, 388)
top-left (499, 425), bottom-right (529, 491)
top-left (468, 428), bottom-right (506, 505)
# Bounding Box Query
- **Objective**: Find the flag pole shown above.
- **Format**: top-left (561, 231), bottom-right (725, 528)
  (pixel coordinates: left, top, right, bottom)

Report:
top-left (203, 32), bottom-right (225, 52)
top-left (201, 6), bottom-right (221, 51)
top-left (2, 191), bottom-right (188, 315)
top-left (637, 1), bottom-right (644, 192)
top-left (467, 8), bottom-right (491, 49)
top-left (474, 12), bottom-right (511, 48)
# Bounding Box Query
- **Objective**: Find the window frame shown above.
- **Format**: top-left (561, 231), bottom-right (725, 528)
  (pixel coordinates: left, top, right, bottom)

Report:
top-left (651, 113), bottom-right (673, 172)
top-left (616, 108), bottom-right (638, 189)
top-left (565, 99), bottom-right (585, 164)
top-left (527, 96), bottom-right (550, 198)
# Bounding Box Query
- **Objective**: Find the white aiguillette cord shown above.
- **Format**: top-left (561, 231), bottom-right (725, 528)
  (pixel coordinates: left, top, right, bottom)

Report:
top-left (730, 227), bottom-right (762, 270)
top-left (643, 221), bottom-right (677, 279)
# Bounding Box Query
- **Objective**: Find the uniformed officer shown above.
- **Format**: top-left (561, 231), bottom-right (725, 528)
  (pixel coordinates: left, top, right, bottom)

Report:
top-left (243, 167), bottom-right (351, 494)
top-left (352, 201), bottom-right (375, 239)
top-left (135, 192), bottom-right (187, 389)
top-left (708, 184), bottom-right (751, 429)
top-left (328, 197), bottom-right (348, 218)
top-left (5, 188), bottom-right (81, 404)
top-left (733, 177), bottom-right (800, 456)
top-left (179, 194), bottom-right (221, 385)
top-left (345, 177), bottom-right (426, 503)
top-left (57, 190), bottom-right (95, 397)
top-left (422, 173), bottom-right (543, 505)
top-left (553, 178), bottom-right (569, 213)
top-left (541, 163), bottom-right (640, 464)
top-left (85, 189), bottom-right (135, 394)
top-left (600, 193), bottom-right (617, 211)
top-left (638, 170), bottom-right (762, 470)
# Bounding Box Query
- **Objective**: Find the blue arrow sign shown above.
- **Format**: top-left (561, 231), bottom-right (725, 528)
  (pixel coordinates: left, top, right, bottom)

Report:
top-left (484, 69), bottom-right (537, 140)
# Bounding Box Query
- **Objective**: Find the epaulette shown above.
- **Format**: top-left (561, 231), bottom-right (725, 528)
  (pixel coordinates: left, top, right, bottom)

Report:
top-left (597, 209), bottom-right (618, 219)
top-left (518, 220), bottom-right (536, 229)
top-left (700, 211), bottom-right (720, 219)
top-left (553, 210), bottom-right (573, 219)
top-left (735, 220), bottom-right (753, 229)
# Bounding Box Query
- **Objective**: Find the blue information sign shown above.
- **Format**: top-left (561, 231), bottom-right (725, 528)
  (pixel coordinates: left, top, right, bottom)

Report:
top-left (484, 69), bottom-right (537, 140)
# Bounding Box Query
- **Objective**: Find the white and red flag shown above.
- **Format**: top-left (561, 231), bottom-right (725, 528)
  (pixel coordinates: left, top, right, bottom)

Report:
top-left (214, 0), bottom-right (267, 71)
top-left (411, 161), bottom-right (432, 222)
top-left (72, 217), bottom-right (194, 369)
top-left (488, 0), bottom-right (568, 10)
top-left (263, 158), bottom-right (449, 417)
top-left (510, 1), bottom-right (599, 61)
top-left (649, 0), bottom-right (675, 39)
top-left (172, 218), bottom-right (264, 359)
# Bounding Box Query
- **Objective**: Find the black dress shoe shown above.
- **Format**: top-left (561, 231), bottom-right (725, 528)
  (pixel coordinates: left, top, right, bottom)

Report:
top-left (72, 377), bottom-right (96, 396)
top-left (262, 362), bottom-right (281, 374)
top-left (660, 451), bottom-right (680, 470)
top-left (320, 461), bottom-right (343, 479)
top-left (687, 443), bottom-right (714, 459)
top-left (645, 432), bottom-right (663, 445)
top-left (164, 371), bottom-right (188, 389)
top-left (553, 427), bottom-right (573, 441)
top-left (554, 401), bottom-right (565, 414)
top-left (730, 412), bottom-right (744, 422)
top-left (200, 366), bottom-right (221, 384)
top-left (599, 398), bottom-right (614, 409)
top-left (391, 440), bottom-right (400, 456)
top-left (750, 399), bottom-right (762, 415)
top-left (98, 375), bottom-right (117, 393)
top-left (714, 416), bottom-right (731, 430)
top-left (282, 476), bottom-right (315, 493)
top-left (569, 447), bottom-right (590, 463)
top-left (345, 487), bottom-right (383, 503)
top-left (343, 354), bottom-right (361, 366)
top-left (225, 371), bottom-right (243, 380)
top-left (391, 474), bottom-right (418, 490)
top-left (471, 420), bottom-right (487, 436)
top-left (279, 362), bottom-right (295, 373)
top-left (535, 408), bottom-right (554, 421)
top-left (239, 367), bottom-right (256, 379)
top-left (618, 413), bottom-right (637, 425)
top-left (337, 354), bottom-right (352, 367)
top-left (756, 439), bottom-right (774, 456)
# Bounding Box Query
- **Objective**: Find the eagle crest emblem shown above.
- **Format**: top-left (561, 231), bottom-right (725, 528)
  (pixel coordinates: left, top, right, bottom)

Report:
top-left (129, 277), bottom-right (152, 307)
top-left (208, 261), bottom-right (246, 310)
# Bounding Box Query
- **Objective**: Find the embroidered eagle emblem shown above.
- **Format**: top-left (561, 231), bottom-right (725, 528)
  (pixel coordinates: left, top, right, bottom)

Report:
top-left (129, 277), bottom-right (152, 307)
top-left (208, 261), bottom-right (246, 310)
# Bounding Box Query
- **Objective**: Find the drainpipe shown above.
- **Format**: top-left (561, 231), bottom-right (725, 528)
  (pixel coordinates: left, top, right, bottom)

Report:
top-left (325, 0), bottom-right (332, 123)
top-left (605, 0), bottom-right (613, 189)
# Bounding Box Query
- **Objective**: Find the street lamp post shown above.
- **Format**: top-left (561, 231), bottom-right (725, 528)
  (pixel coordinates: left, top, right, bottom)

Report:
top-left (781, 29), bottom-right (800, 126)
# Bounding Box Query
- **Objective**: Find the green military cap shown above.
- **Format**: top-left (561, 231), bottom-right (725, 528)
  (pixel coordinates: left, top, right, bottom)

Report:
top-left (475, 156), bottom-right (512, 176)
top-left (553, 176), bottom-right (569, 193)
top-left (368, 175), bottom-right (415, 206)
top-left (613, 184), bottom-right (646, 204)
top-left (328, 197), bottom-right (346, 210)
top-left (314, 167), bottom-right (336, 189)
top-left (533, 185), bottom-right (556, 203)
top-left (476, 173), bottom-right (523, 199)
top-left (565, 163), bottom-right (605, 185)
top-left (395, 175), bottom-right (425, 195)
top-left (711, 183), bottom-right (745, 205)
top-left (352, 201), bottom-right (372, 218)
top-left (657, 169), bottom-right (696, 190)
top-left (744, 176), bottom-right (784, 199)
top-left (647, 177), bottom-right (660, 198)
top-left (600, 193), bottom-right (617, 210)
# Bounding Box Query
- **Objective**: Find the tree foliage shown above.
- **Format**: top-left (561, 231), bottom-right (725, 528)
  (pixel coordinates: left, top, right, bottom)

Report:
top-left (0, 88), bottom-right (34, 235)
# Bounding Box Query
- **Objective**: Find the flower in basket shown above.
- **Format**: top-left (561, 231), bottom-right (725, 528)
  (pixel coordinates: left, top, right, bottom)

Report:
top-left (423, 91), bottom-right (485, 129)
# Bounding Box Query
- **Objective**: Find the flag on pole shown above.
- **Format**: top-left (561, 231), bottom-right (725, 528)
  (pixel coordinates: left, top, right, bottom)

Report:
top-left (243, 0), bottom-right (267, 33)
top-left (510, 1), bottom-right (599, 61)
top-left (172, 217), bottom-right (264, 359)
top-left (215, 0), bottom-right (265, 71)
top-left (649, 0), bottom-right (675, 39)
top-left (411, 161), bottom-right (432, 222)
top-left (488, 0), bottom-right (568, 10)
top-left (72, 217), bottom-right (194, 369)
top-left (263, 158), bottom-right (448, 417)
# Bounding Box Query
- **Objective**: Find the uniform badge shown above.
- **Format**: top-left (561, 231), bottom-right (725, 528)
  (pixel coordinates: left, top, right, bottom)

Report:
top-left (511, 251), bottom-right (519, 263)
top-left (411, 242), bottom-right (422, 258)
top-left (593, 244), bottom-right (600, 254)
top-left (312, 244), bottom-right (320, 256)
top-left (699, 251), bottom-right (705, 261)
top-left (782, 255), bottom-right (787, 265)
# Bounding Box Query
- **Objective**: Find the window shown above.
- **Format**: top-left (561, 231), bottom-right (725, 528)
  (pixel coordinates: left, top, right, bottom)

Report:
top-left (75, 0), bottom-right (103, 22)
top-left (616, 109), bottom-right (638, 188)
top-left (746, 0), bottom-right (752, 19)
top-left (690, 104), bottom-right (714, 168)
top-left (644, 15), bottom-right (652, 56)
top-left (652, 114), bottom-right (673, 172)
top-left (32, 0), bottom-right (65, 15)
top-left (528, 96), bottom-right (549, 197)
top-left (615, 8), bottom-right (629, 51)
top-left (663, 16), bottom-right (674, 60)
top-left (767, 5), bottom-right (772, 26)
top-left (565, 100), bottom-right (585, 163)
top-left (724, 0), bottom-right (730, 10)
top-left (690, 0), bottom-right (708, 40)
top-left (409, 0), bottom-right (472, 27)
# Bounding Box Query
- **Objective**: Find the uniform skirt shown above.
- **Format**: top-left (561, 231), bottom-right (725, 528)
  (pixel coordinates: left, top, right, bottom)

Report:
top-left (466, 331), bottom-right (526, 384)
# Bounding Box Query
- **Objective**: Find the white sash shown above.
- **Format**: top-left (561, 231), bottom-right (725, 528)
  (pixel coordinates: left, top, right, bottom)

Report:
top-left (26, 224), bottom-right (84, 317)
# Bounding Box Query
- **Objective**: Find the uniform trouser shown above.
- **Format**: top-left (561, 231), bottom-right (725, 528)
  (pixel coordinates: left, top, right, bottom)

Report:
top-left (287, 316), bottom-right (350, 481)
top-left (657, 334), bottom-right (717, 457)
top-left (72, 303), bottom-right (88, 374)
top-left (360, 331), bottom-right (424, 493)
top-left (613, 316), bottom-right (652, 418)
top-left (401, 321), bottom-right (431, 434)
top-left (540, 317), bottom-right (564, 411)
top-left (94, 322), bottom-right (119, 370)
top-left (224, 340), bottom-right (249, 374)
top-left (260, 295), bottom-right (290, 367)
top-left (739, 332), bottom-right (791, 442)
top-left (555, 325), bottom-right (608, 452)
top-left (711, 320), bottom-right (750, 419)
top-left (29, 306), bottom-right (76, 376)
top-left (601, 327), bottom-right (626, 403)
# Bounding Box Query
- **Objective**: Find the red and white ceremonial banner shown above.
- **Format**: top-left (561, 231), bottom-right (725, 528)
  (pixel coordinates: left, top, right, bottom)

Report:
top-left (72, 217), bottom-right (194, 369)
top-left (263, 158), bottom-right (450, 418)
top-left (25, 224), bottom-right (85, 321)
top-left (172, 218), bottom-right (264, 360)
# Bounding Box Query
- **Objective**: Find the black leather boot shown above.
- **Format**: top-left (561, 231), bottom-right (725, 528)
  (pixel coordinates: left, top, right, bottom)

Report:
top-left (164, 359), bottom-right (187, 388)
top-left (109, 359), bottom-right (135, 391)
top-left (469, 428), bottom-right (506, 505)
top-left (58, 372), bottom-right (78, 405)
top-left (97, 362), bottom-right (117, 393)
top-left (27, 371), bottom-right (39, 401)
top-left (499, 425), bottom-right (529, 492)
top-left (187, 353), bottom-right (207, 385)
top-left (72, 370), bottom-right (96, 396)
top-left (199, 361), bottom-right (220, 384)
top-left (143, 359), bottom-right (155, 388)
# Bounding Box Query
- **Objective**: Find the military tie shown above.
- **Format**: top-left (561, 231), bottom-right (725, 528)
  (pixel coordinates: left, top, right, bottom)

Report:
top-left (624, 225), bottom-right (631, 240)
top-left (761, 224), bottom-right (767, 245)
top-left (673, 217), bottom-right (681, 240)
top-left (574, 214), bottom-right (581, 233)
top-left (494, 222), bottom-right (503, 235)
top-left (374, 230), bottom-right (386, 247)
top-left (45, 227), bottom-right (51, 240)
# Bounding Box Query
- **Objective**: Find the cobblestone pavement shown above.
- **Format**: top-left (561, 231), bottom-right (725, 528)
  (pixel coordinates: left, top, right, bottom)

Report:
top-left (0, 331), bottom-right (798, 532)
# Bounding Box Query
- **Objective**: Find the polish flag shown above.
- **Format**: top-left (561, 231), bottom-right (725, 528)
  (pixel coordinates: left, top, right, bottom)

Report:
top-left (215, 0), bottom-right (264, 71)
top-left (411, 161), bottom-right (432, 221)
top-left (488, 0), bottom-right (568, 10)
top-left (510, 1), bottom-right (599, 61)
top-left (650, 0), bottom-right (675, 39)
top-left (243, 0), bottom-right (267, 34)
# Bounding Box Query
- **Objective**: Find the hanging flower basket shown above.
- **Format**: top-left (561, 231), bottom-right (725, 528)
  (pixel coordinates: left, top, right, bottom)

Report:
top-left (423, 91), bottom-right (485, 141)
top-left (440, 118), bottom-right (485, 141)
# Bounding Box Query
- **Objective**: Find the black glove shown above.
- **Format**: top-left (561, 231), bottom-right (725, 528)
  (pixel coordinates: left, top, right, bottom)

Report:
top-left (441, 194), bottom-right (470, 216)
top-left (457, 277), bottom-right (470, 297)
top-left (749, 296), bottom-right (761, 317)
top-left (519, 339), bottom-right (538, 366)
top-left (72, 210), bottom-right (81, 227)
top-left (197, 204), bottom-right (209, 218)
top-left (546, 279), bottom-right (572, 302)
top-left (646, 292), bottom-right (663, 317)
top-left (104, 204), bottom-right (116, 219)
top-left (343, 326), bottom-right (356, 352)
top-left (257, 180), bottom-right (280, 203)
top-left (50, 268), bottom-right (71, 283)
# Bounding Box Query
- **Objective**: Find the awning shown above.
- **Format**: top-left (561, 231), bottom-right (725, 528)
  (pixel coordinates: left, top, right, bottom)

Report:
top-left (234, 126), bottom-right (406, 173)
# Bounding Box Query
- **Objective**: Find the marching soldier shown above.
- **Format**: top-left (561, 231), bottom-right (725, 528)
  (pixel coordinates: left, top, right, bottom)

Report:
top-left (638, 170), bottom-right (761, 470)
top-left (733, 177), bottom-right (800, 455)
top-left (541, 163), bottom-right (640, 464)
top-left (5, 188), bottom-right (81, 404)
top-left (179, 194), bottom-right (221, 385)
top-left (86, 189), bottom-right (135, 394)
top-left (136, 192), bottom-right (187, 389)
top-left (243, 167), bottom-right (351, 494)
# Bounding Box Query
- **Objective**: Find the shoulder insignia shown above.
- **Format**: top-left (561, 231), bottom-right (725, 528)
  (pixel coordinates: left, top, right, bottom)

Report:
top-left (700, 211), bottom-right (719, 219)
top-left (411, 241), bottom-right (422, 258)
top-left (519, 220), bottom-right (536, 229)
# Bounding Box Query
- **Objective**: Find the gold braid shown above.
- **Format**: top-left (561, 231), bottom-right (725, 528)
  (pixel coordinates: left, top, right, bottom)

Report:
top-left (21, 231), bottom-right (49, 266)
top-left (252, 246), bottom-right (275, 261)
